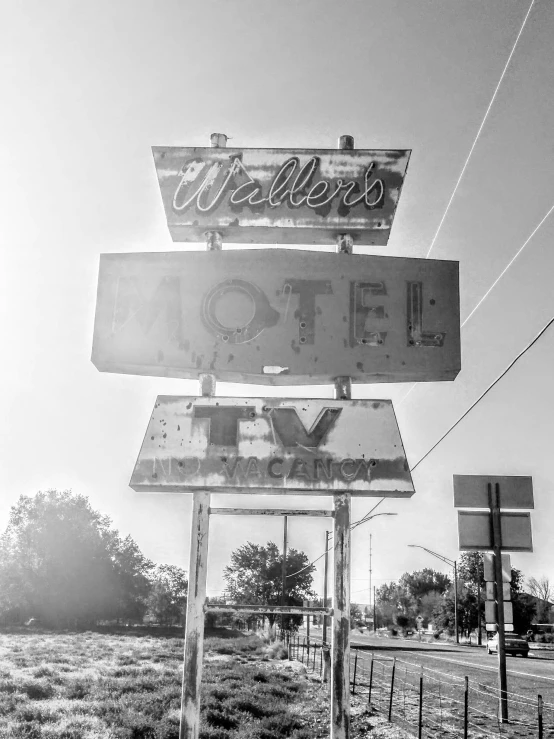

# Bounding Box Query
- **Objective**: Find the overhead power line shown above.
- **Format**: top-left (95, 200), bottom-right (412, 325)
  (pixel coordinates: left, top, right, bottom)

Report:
top-left (426, 0), bottom-right (536, 259)
top-left (399, 200), bottom-right (554, 408)
top-left (462, 202), bottom-right (554, 327)
top-left (410, 313), bottom-right (554, 473)
top-left (285, 503), bottom-right (392, 578)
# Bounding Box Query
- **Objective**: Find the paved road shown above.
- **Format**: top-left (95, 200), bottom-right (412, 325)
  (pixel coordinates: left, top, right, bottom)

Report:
top-left (300, 629), bottom-right (554, 700)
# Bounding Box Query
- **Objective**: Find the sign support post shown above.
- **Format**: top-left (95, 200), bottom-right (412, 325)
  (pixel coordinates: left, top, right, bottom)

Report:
top-left (489, 482), bottom-right (508, 724)
top-left (331, 132), bottom-right (354, 737)
top-left (180, 133), bottom-right (226, 739)
top-left (180, 489), bottom-right (211, 739)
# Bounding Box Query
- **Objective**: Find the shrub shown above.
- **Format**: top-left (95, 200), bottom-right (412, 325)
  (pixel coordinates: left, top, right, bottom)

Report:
top-left (204, 707), bottom-right (238, 730)
top-left (20, 680), bottom-right (55, 700)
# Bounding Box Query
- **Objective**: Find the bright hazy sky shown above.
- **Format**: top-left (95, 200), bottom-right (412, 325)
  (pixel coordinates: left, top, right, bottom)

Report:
top-left (2, 0), bottom-right (553, 603)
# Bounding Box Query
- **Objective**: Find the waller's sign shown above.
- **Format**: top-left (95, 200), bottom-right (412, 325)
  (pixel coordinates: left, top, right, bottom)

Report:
top-left (130, 397), bottom-right (415, 497)
top-left (153, 146), bottom-right (410, 245)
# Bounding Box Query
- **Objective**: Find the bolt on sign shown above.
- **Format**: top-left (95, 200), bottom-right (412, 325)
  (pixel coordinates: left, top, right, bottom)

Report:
top-left (130, 396), bottom-right (414, 497)
top-left (152, 147), bottom-right (410, 245)
top-left (92, 249), bottom-right (460, 385)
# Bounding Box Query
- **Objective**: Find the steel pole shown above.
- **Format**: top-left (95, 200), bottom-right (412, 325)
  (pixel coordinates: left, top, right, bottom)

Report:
top-left (281, 515), bottom-right (288, 633)
top-left (489, 482), bottom-right (508, 723)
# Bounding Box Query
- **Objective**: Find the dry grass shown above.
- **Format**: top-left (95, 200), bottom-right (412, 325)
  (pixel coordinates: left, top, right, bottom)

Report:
top-left (0, 628), bottom-right (314, 739)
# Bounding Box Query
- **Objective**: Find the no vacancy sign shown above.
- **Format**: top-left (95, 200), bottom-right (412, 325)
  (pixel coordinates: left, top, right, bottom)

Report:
top-left (92, 249), bottom-right (459, 385)
top-left (152, 146), bottom-right (411, 246)
top-left (130, 397), bottom-right (415, 497)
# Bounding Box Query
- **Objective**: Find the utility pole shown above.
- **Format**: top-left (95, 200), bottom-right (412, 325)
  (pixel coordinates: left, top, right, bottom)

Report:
top-left (323, 530), bottom-right (330, 644)
top-left (477, 557), bottom-right (482, 646)
top-left (373, 586), bottom-right (376, 633)
top-left (369, 533), bottom-right (372, 627)
top-left (281, 515), bottom-right (288, 633)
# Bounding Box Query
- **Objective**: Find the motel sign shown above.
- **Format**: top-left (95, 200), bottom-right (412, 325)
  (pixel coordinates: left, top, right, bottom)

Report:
top-left (92, 250), bottom-right (460, 385)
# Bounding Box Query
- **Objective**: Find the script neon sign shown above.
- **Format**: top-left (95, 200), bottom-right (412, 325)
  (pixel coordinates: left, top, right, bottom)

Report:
top-left (172, 156), bottom-right (385, 214)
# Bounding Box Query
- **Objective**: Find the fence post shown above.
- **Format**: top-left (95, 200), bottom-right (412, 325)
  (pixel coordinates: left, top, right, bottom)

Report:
top-left (538, 694), bottom-right (543, 739)
top-left (320, 645), bottom-right (323, 676)
top-left (388, 657), bottom-right (396, 722)
top-left (418, 667), bottom-right (423, 739)
top-left (368, 654), bottom-right (374, 706)
top-left (352, 651), bottom-right (358, 694)
top-left (301, 638), bottom-right (305, 663)
top-left (464, 676), bottom-right (469, 739)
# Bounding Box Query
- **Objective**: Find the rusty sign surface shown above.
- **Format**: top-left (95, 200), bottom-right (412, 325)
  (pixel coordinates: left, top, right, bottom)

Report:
top-left (92, 249), bottom-right (460, 385)
top-left (453, 475), bottom-right (534, 509)
top-left (130, 396), bottom-right (415, 497)
top-left (457, 511), bottom-right (533, 552)
top-left (152, 147), bottom-right (410, 245)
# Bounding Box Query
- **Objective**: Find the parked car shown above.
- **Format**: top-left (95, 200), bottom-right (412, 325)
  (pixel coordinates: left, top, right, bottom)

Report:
top-left (486, 632), bottom-right (529, 657)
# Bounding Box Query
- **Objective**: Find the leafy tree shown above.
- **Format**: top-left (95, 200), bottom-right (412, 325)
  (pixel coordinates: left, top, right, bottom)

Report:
top-left (400, 569), bottom-right (451, 601)
top-left (145, 564), bottom-right (188, 626)
top-left (419, 592), bottom-right (445, 626)
top-left (511, 568), bottom-right (536, 633)
top-left (350, 602), bottom-right (363, 628)
top-left (526, 576), bottom-right (553, 623)
top-left (112, 535), bottom-right (154, 623)
top-left (375, 581), bottom-right (416, 628)
top-left (223, 541), bottom-right (315, 629)
top-left (0, 490), bottom-right (153, 627)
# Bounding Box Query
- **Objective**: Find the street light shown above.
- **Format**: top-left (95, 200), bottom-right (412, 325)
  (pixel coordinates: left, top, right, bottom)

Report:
top-left (408, 544), bottom-right (459, 644)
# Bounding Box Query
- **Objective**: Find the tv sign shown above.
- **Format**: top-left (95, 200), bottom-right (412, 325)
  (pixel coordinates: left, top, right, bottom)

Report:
top-left (130, 396), bottom-right (415, 497)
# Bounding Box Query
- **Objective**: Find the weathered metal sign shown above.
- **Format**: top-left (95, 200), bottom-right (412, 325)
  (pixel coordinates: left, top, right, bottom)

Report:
top-left (453, 475), bottom-right (534, 509)
top-left (92, 250), bottom-right (460, 385)
top-left (486, 582), bottom-right (511, 600)
top-left (457, 512), bottom-right (533, 552)
top-left (152, 147), bottom-right (410, 245)
top-left (485, 601), bottom-right (513, 624)
top-left (484, 553), bottom-right (511, 582)
top-left (130, 396), bottom-right (415, 497)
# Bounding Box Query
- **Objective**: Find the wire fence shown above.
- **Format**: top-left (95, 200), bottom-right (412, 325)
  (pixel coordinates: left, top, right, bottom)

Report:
top-left (279, 631), bottom-right (552, 738)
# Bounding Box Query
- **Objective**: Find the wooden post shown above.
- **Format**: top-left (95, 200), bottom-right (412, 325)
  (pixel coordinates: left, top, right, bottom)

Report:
top-left (388, 656), bottom-right (396, 722)
top-left (463, 675), bottom-right (468, 739)
top-left (332, 490), bottom-right (351, 738)
top-left (418, 667), bottom-right (424, 739)
top-left (368, 654), bottom-right (374, 705)
top-left (538, 694), bottom-right (544, 739)
top-left (323, 530), bottom-right (330, 645)
top-left (352, 650), bottom-right (358, 694)
top-left (281, 515), bottom-right (288, 632)
top-left (331, 134), bottom-right (354, 736)
top-left (179, 491), bottom-right (210, 739)
top-left (489, 482), bottom-right (508, 723)
top-left (180, 174), bottom-right (222, 739)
